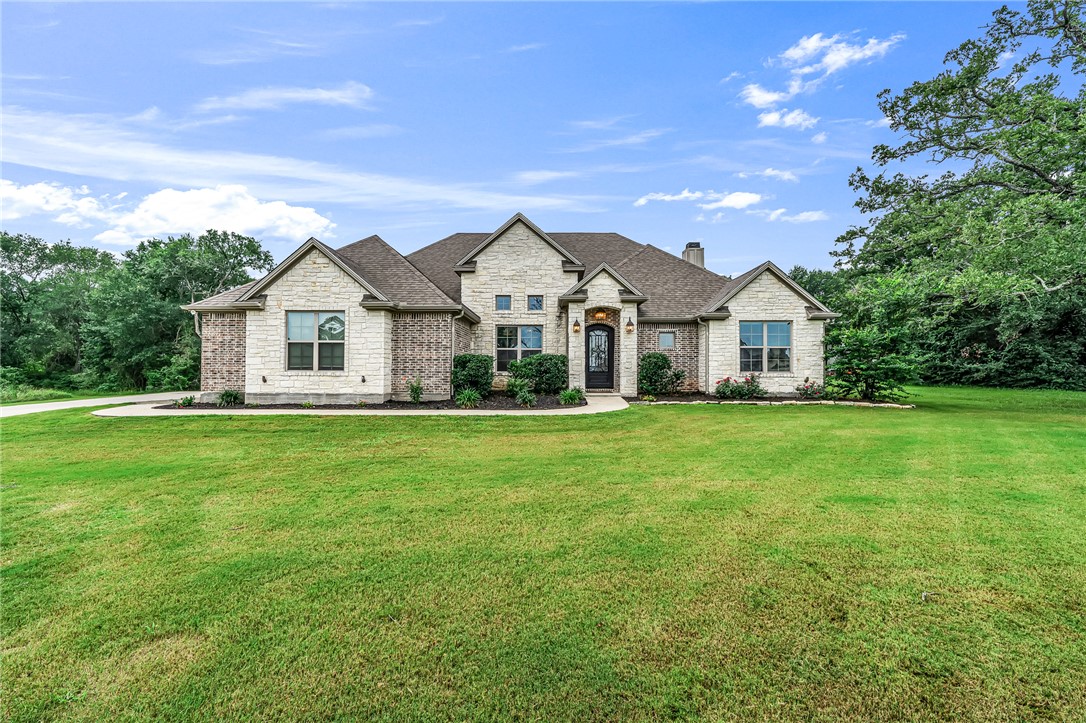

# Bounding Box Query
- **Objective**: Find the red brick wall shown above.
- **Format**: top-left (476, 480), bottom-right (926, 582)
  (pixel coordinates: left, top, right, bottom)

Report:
top-left (392, 312), bottom-right (453, 398)
top-left (637, 322), bottom-right (701, 391)
top-left (200, 312), bottom-right (246, 392)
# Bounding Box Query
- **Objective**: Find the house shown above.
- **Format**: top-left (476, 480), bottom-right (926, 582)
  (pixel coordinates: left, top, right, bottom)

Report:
top-left (184, 213), bottom-right (839, 403)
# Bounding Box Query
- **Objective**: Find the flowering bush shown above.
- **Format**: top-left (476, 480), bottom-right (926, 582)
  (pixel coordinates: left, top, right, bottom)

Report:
top-left (795, 378), bottom-right (830, 399)
top-left (713, 375), bottom-right (767, 400)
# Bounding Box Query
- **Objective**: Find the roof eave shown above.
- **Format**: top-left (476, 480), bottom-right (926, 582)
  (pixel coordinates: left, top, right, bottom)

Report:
top-left (806, 308), bottom-right (841, 320)
top-left (183, 298), bottom-right (266, 312)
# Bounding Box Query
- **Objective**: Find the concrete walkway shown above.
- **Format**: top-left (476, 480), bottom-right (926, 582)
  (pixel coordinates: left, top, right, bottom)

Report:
top-left (91, 393), bottom-right (629, 418)
top-left (1, 392), bottom-right (195, 418)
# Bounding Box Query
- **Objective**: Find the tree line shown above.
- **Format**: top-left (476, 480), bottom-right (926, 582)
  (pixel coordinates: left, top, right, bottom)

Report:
top-left (1, 231), bottom-right (273, 394)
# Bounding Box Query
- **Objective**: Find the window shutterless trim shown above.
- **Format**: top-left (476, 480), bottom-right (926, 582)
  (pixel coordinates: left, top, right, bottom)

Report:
top-left (739, 321), bottom-right (791, 373)
top-left (285, 310), bottom-right (346, 371)
top-left (658, 330), bottom-right (676, 349)
top-left (495, 325), bottom-right (543, 371)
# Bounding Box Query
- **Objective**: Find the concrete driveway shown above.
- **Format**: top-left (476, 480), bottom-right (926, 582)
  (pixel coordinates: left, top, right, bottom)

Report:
top-left (0, 392), bottom-right (191, 418)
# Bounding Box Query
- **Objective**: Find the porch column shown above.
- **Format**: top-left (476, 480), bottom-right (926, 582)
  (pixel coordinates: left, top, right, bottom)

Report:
top-left (619, 301), bottom-right (638, 396)
top-left (567, 302), bottom-right (586, 389)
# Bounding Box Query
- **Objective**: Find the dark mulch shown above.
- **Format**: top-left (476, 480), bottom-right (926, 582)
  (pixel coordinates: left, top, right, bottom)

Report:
top-left (156, 394), bottom-right (583, 411)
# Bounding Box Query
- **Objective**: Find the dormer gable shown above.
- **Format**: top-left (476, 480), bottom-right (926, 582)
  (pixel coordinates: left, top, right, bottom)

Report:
top-left (239, 237), bottom-right (389, 302)
top-left (454, 213), bottom-right (583, 271)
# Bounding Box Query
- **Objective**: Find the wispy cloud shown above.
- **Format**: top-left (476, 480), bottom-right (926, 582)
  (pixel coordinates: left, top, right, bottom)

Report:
top-left (750, 207), bottom-right (829, 223)
top-left (811, 131), bottom-right (828, 144)
top-left (192, 32), bottom-right (327, 66)
top-left (2, 107), bottom-right (593, 214)
top-left (504, 42), bottom-right (547, 53)
top-left (562, 128), bottom-right (670, 153)
top-left (569, 115), bottom-right (635, 130)
top-left (196, 81), bottom-right (373, 112)
top-left (634, 188), bottom-right (763, 210)
top-left (719, 71), bottom-right (743, 84)
top-left (737, 167), bottom-right (799, 182)
top-left (514, 170), bottom-right (581, 185)
top-left (757, 108), bottom-right (819, 130)
top-left (394, 16), bottom-right (444, 28)
top-left (319, 123), bottom-right (401, 140)
top-left (738, 31), bottom-right (905, 110)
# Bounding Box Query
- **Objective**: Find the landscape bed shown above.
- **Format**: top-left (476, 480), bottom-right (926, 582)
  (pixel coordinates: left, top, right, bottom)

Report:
top-left (156, 394), bottom-right (583, 411)
top-left (3, 386), bottom-right (1084, 721)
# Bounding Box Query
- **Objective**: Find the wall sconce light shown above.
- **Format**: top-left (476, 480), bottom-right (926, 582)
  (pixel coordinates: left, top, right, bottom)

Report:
top-left (261, 375), bottom-right (267, 383)
top-left (593, 310), bottom-right (607, 320)
top-left (625, 318), bottom-right (635, 333)
top-left (572, 320), bottom-right (581, 333)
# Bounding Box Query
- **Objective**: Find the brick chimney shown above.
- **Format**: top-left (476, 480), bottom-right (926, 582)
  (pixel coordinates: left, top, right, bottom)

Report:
top-left (682, 242), bottom-right (705, 268)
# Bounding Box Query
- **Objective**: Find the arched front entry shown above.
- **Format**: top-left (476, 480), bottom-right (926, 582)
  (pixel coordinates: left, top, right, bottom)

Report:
top-left (585, 324), bottom-right (615, 389)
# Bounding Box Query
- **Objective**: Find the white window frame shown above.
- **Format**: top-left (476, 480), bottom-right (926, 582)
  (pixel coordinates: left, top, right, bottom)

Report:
top-left (739, 321), bottom-right (792, 373)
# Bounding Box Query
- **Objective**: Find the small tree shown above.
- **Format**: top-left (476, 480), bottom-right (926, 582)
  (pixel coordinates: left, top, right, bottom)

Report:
top-left (452, 354), bottom-right (494, 396)
top-left (825, 326), bottom-right (916, 402)
top-left (638, 352), bottom-right (685, 395)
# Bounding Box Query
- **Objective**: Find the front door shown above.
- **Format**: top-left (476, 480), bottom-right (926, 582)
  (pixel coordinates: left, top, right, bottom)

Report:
top-left (585, 324), bottom-right (615, 389)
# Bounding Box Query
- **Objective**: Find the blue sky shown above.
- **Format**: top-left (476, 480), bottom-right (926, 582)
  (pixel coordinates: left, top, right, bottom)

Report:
top-left (2, 1), bottom-right (1006, 275)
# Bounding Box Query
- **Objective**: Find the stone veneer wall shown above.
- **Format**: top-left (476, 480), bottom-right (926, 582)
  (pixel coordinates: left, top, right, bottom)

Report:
top-left (705, 271), bottom-right (826, 394)
top-left (391, 312), bottom-right (453, 400)
top-left (572, 270), bottom-right (639, 395)
top-left (244, 248), bottom-right (393, 403)
top-left (200, 312), bottom-right (246, 396)
top-left (637, 322), bottom-right (701, 392)
top-left (460, 220), bottom-right (579, 381)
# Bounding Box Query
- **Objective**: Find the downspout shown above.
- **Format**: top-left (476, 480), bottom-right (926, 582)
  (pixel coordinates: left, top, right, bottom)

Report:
top-left (450, 308), bottom-right (466, 396)
top-left (190, 310), bottom-right (202, 339)
top-left (696, 316), bottom-right (709, 393)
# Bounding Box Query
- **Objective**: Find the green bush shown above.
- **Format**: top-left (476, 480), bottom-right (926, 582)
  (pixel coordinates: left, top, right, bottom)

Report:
top-left (173, 395), bottom-right (195, 408)
top-left (301, 400), bottom-right (314, 409)
top-left (637, 352), bottom-right (685, 395)
top-left (455, 388), bottom-right (482, 409)
top-left (505, 377), bottom-right (532, 398)
top-left (825, 327), bottom-right (916, 402)
top-left (558, 387), bottom-right (585, 405)
top-left (451, 354), bottom-right (494, 396)
top-left (713, 375), bottom-right (767, 400)
top-left (515, 390), bottom-right (536, 408)
top-left (795, 379), bottom-right (830, 399)
top-left (408, 377), bottom-right (424, 404)
top-left (217, 389), bottom-right (243, 407)
top-left (507, 354), bottom-right (568, 394)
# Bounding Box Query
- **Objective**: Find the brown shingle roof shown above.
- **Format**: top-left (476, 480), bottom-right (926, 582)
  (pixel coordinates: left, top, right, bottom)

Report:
top-left (184, 281), bottom-right (259, 309)
top-left (406, 231), bottom-right (734, 318)
top-left (333, 235), bottom-right (455, 306)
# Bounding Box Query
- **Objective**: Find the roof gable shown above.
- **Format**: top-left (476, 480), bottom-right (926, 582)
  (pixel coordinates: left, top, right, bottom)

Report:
top-left (239, 238), bottom-right (388, 302)
top-left (563, 262), bottom-right (646, 297)
top-left (456, 213), bottom-right (582, 267)
top-left (702, 261), bottom-right (832, 314)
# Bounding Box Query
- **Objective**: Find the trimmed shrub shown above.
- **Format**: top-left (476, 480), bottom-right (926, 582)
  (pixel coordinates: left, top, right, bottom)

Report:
top-left (408, 377), bottom-right (424, 404)
top-left (505, 377), bottom-right (532, 398)
top-left (452, 354), bottom-right (494, 396)
top-left (638, 352), bottom-right (685, 395)
top-left (217, 389), bottom-right (243, 407)
top-left (455, 388), bottom-right (482, 409)
top-left (507, 354), bottom-right (568, 394)
top-left (515, 390), bottom-right (537, 408)
top-left (713, 375), bottom-right (767, 400)
top-left (559, 387), bottom-right (585, 405)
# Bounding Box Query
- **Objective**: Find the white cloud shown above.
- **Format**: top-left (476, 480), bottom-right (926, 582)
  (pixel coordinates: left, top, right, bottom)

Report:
top-left (811, 131), bottom-right (828, 144)
top-left (698, 191), bottom-right (763, 210)
top-left (720, 71), bottom-right (743, 84)
top-left (196, 81), bottom-right (373, 112)
top-left (634, 188), bottom-right (703, 206)
top-left (751, 207), bottom-right (829, 223)
top-left (737, 167), bottom-right (799, 182)
top-left (1, 179), bottom-right (335, 246)
top-left (739, 83), bottom-right (793, 109)
top-left (319, 123), bottom-right (401, 140)
top-left (94, 185), bottom-right (335, 245)
top-left (514, 170), bottom-right (581, 185)
top-left (505, 43), bottom-right (546, 53)
top-left (0, 180), bottom-right (115, 226)
top-left (757, 108), bottom-right (819, 130)
top-left (569, 116), bottom-right (633, 130)
top-left (782, 32), bottom-right (905, 76)
top-left (1, 107), bottom-right (587, 213)
top-left (563, 128), bottom-right (669, 153)
top-left (192, 32), bottom-right (326, 66)
top-left (864, 117), bottom-right (892, 128)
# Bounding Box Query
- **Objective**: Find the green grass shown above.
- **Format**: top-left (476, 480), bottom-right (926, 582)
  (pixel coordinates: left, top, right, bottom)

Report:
top-left (3, 386), bottom-right (1085, 721)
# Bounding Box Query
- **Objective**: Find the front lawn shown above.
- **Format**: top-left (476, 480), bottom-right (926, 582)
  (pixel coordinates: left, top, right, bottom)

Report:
top-left (3, 387), bottom-right (1084, 721)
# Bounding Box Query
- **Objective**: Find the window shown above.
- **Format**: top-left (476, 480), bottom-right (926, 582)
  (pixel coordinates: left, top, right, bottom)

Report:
top-left (496, 325), bottom-right (542, 371)
top-left (739, 321), bottom-right (791, 373)
top-left (287, 311), bottom-right (345, 370)
top-left (495, 295), bottom-right (511, 311)
top-left (659, 331), bottom-right (676, 349)
top-left (527, 295), bottom-right (544, 312)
